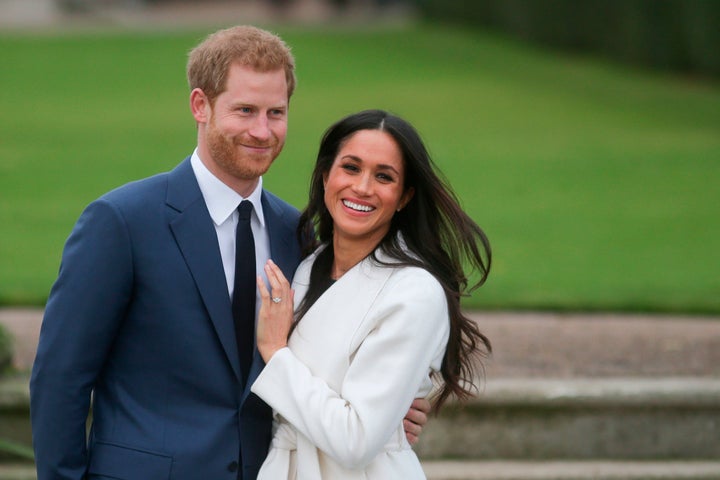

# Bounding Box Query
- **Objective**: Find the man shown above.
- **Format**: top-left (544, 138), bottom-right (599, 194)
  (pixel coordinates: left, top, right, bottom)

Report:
top-left (30, 25), bottom-right (428, 480)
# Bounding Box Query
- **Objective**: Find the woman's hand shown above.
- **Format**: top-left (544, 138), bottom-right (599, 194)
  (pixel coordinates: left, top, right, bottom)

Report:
top-left (256, 259), bottom-right (295, 363)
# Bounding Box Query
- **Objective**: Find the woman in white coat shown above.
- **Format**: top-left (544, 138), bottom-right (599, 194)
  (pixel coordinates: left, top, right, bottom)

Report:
top-left (251, 109), bottom-right (492, 479)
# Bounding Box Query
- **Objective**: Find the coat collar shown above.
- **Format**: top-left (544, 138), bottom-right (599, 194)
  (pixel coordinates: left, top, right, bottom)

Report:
top-left (293, 245), bottom-right (397, 324)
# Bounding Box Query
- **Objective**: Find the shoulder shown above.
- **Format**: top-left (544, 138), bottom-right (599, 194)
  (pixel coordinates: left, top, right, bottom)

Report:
top-left (351, 262), bottom-right (448, 347)
top-left (97, 157), bottom-right (196, 211)
top-left (101, 172), bottom-right (168, 203)
top-left (262, 190), bottom-right (300, 217)
top-left (372, 243), bottom-right (445, 301)
top-left (61, 171), bottom-right (165, 225)
top-left (262, 189), bottom-right (301, 231)
top-left (384, 265), bottom-right (445, 302)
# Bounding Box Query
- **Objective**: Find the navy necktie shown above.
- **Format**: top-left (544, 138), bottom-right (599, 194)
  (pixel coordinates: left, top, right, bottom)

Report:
top-left (233, 200), bottom-right (255, 387)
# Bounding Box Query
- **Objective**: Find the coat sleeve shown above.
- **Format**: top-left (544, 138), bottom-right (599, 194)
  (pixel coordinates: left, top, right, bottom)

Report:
top-left (251, 268), bottom-right (449, 469)
top-left (30, 198), bottom-right (133, 480)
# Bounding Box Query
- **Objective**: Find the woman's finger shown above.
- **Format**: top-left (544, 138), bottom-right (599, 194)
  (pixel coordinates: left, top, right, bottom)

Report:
top-left (257, 275), bottom-right (275, 312)
top-left (267, 259), bottom-right (290, 288)
top-left (265, 260), bottom-right (291, 304)
top-left (256, 275), bottom-right (269, 302)
top-left (264, 263), bottom-right (281, 296)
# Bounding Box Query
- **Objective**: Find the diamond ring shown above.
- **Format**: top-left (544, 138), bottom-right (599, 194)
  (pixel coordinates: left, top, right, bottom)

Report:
top-left (272, 297), bottom-right (282, 304)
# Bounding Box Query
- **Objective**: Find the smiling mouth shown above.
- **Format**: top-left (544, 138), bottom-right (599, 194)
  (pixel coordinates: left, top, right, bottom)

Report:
top-left (235, 137), bottom-right (273, 149)
top-left (240, 143), bottom-right (271, 150)
top-left (343, 200), bottom-right (375, 212)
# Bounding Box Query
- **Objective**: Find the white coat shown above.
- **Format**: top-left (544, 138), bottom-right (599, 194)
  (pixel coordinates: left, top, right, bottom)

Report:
top-left (251, 246), bottom-right (450, 479)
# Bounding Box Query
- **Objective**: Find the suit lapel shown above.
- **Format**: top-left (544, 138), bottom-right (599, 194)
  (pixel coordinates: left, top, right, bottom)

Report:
top-left (262, 191), bottom-right (298, 279)
top-left (166, 158), bottom-right (241, 382)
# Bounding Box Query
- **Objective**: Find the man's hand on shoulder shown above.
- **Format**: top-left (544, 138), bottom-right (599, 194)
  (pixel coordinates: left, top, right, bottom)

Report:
top-left (403, 398), bottom-right (431, 446)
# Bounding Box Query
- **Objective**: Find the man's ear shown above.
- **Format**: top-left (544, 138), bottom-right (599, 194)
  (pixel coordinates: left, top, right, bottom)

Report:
top-left (190, 88), bottom-right (210, 123)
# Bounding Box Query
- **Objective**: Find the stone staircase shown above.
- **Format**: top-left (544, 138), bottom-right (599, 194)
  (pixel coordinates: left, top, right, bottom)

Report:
top-left (417, 377), bottom-right (720, 460)
top-left (2, 309), bottom-right (720, 479)
top-left (417, 378), bottom-right (720, 479)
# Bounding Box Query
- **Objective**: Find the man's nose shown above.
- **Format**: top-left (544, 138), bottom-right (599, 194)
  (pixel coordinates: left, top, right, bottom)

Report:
top-left (248, 115), bottom-right (271, 141)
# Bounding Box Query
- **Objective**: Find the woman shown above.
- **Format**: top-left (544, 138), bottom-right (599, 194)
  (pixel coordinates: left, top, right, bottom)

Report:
top-left (251, 109), bottom-right (491, 478)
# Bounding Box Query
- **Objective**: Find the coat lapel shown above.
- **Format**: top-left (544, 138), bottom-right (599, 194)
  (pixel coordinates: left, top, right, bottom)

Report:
top-left (166, 158), bottom-right (241, 382)
top-left (262, 191), bottom-right (300, 279)
top-left (292, 251), bottom-right (395, 346)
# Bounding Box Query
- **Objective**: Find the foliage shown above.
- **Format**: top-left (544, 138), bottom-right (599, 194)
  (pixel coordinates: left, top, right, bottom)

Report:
top-left (0, 25), bottom-right (719, 313)
top-left (416, 0), bottom-right (720, 78)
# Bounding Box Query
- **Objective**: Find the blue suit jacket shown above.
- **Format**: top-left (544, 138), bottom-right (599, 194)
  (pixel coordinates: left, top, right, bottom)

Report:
top-left (30, 158), bottom-right (303, 480)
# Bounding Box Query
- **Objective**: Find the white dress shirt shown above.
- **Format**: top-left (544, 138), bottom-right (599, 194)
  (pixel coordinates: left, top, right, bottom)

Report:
top-left (190, 149), bottom-right (271, 313)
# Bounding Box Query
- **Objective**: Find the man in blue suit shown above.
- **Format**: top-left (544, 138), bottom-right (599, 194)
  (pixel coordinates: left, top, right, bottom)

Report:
top-left (30, 25), bottom-right (428, 480)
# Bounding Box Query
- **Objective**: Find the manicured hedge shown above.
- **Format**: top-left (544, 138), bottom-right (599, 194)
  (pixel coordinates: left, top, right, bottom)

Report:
top-left (416, 0), bottom-right (720, 77)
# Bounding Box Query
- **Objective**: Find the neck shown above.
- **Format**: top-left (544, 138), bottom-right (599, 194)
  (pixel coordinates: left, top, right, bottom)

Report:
top-left (331, 235), bottom-right (381, 280)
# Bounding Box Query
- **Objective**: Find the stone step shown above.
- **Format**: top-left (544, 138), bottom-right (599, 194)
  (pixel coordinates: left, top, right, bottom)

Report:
top-left (2, 461), bottom-right (720, 480)
top-left (422, 460), bottom-right (720, 480)
top-left (0, 465), bottom-right (34, 480)
top-left (414, 377), bottom-right (720, 460)
top-left (3, 310), bottom-right (720, 466)
top-left (4, 375), bottom-right (720, 463)
top-left (0, 376), bottom-right (31, 463)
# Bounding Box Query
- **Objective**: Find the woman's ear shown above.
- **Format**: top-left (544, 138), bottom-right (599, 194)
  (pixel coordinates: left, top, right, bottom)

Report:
top-left (398, 187), bottom-right (415, 212)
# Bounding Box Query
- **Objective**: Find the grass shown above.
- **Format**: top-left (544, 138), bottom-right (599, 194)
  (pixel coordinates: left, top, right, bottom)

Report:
top-left (1, 24), bottom-right (719, 313)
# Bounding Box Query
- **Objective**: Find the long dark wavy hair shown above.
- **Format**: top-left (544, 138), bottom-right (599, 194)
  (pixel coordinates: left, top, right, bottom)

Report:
top-left (296, 109), bottom-right (492, 413)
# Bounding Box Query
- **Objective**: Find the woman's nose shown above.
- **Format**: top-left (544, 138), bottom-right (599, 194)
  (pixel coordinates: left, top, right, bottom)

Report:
top-left (351, 174), bottom-right (372, 195)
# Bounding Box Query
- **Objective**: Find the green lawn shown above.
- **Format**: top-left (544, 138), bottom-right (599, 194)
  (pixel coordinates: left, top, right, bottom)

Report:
top-left (1, 24), bottom-right (719, 313)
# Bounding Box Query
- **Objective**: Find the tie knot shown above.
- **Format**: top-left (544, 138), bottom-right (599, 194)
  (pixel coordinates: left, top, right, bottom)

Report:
top-left (238, 200), bottom-right (253, 221)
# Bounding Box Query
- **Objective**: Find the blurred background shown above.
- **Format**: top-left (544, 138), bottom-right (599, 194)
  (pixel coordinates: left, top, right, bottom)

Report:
top-left (1, 1), bottom-right (719, 478)
top-left (1, 0), bottom-right (718, 313)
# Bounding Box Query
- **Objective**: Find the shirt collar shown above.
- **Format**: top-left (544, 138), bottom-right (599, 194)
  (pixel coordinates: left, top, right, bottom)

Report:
top-left (190, 148), bottom-right (266, 227)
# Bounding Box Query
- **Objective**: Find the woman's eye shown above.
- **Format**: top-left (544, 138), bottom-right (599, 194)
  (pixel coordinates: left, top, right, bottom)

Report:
top-left (341, 164), bottom-right (359, 172)
top-left (377, 173), bottom-right (394, 182)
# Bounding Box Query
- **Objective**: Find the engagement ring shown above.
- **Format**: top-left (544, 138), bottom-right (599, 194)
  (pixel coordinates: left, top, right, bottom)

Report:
top-left (272, 297), bottom-right (282, 304)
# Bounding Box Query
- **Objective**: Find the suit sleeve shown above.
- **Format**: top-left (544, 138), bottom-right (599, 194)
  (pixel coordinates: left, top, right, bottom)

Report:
top-left (251, 269), bottom-right (449, 469)
top-left (30, 199), bottom-right (133, 480)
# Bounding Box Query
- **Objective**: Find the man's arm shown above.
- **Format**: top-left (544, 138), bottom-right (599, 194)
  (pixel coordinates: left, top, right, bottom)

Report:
top-left (30, 200), bottom-right (133, 480)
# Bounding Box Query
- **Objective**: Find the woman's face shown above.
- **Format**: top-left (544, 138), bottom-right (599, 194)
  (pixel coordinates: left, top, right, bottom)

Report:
top-left (323, 129), bottom-right (414, 247)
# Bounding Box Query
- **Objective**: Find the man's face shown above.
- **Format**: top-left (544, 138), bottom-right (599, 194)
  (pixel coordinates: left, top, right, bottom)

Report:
top-left (199, 64), bottom-right (288, 195)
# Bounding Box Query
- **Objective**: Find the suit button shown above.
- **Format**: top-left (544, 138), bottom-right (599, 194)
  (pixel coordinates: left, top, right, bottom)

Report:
top-left (227, 461), bottom-right (238, 472)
